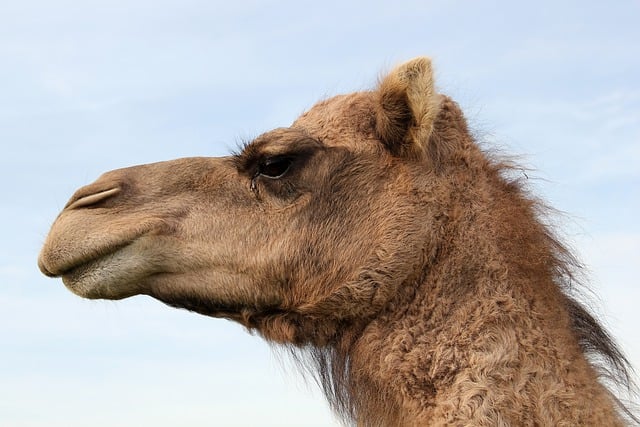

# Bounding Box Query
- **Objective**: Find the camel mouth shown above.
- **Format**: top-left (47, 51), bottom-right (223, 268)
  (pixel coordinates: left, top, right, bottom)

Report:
top-left (39, 213), bottom-right (176, 298)
top-left (37, 239), bottom-right (137, 299)
top-left (63, 241), bottom-right (131, 276)
top-left (54, 239), bottom-right (157, 300)
top-left (38, 239), bottom-right (133, 279)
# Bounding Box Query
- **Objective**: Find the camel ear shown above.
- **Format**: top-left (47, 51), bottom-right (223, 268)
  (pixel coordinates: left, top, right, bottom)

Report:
top-left (375, 57), bottom-right (441, 159)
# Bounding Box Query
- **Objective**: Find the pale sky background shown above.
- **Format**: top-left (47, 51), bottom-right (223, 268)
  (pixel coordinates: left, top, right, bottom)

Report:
top-left (1, 1), bottom-right (638, 426)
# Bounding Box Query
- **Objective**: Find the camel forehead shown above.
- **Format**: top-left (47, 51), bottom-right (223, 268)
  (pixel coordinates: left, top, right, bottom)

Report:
top-left (292, 91), bottom-right (379, 150)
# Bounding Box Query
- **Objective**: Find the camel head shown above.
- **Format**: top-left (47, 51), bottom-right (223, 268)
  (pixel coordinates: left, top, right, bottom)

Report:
top-left (38, 58), bottom-right (460, 344)
top-left (37, 57), bottom-right (638, 426)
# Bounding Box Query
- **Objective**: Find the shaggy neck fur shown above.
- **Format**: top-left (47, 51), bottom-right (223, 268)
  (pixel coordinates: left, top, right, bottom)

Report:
top-left (311, 166), bottom-right (628, 426)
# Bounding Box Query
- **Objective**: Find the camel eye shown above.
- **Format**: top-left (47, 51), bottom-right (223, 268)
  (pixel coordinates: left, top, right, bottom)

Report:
top-left (258, 157), bottom-right (292, 179)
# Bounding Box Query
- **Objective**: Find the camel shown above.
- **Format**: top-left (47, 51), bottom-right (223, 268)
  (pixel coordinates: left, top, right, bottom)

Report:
top-left (38, 57), bottom-right (636, 426)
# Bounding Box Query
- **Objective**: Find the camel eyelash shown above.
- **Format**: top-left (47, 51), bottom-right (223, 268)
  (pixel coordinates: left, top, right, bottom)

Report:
top-left (239, 144), bottom-right (321, 178)
top-left (234, 133), bottom-right (323, 172)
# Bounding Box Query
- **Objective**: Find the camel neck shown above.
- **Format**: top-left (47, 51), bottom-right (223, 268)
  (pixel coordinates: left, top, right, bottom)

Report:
top-left (340, 243), bottom-right (623, 426)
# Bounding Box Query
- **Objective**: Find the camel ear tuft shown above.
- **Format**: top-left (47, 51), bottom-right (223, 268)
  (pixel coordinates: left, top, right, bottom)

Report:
top-left (375, 57), bottom-right (442, 159)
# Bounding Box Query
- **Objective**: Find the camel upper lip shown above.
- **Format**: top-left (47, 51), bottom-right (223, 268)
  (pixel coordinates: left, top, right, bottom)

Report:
top-left (38, 258), bottom-right (56, 277)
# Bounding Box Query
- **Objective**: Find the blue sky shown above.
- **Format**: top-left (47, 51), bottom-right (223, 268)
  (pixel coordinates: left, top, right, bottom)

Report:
top-left (1, 1), bottom-right (638, 425)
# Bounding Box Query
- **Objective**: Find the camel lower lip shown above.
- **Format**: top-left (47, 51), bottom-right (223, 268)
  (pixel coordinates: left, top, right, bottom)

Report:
top-left (60, 258), bottom-right (95, 281)
top-left (61, 262), bottom-right (101, 298)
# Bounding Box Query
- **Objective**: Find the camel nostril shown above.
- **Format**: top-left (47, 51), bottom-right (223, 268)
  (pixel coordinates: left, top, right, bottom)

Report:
top-left (65, 187), bottom-right (121, 210)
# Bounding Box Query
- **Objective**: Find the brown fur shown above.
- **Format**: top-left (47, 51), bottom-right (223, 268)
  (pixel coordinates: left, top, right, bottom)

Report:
top-left (39, 57), bottom-right (636, 425)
